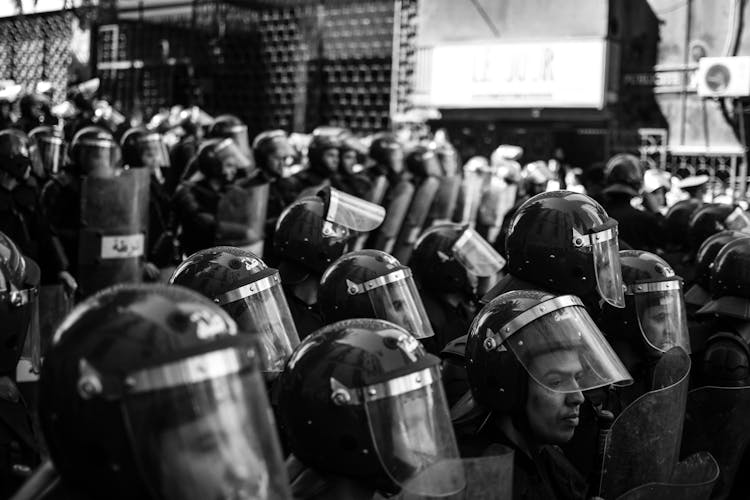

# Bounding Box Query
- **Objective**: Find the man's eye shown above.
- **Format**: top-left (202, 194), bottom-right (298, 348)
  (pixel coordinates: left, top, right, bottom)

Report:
top-left (190, 435), bottom-right (221, 454)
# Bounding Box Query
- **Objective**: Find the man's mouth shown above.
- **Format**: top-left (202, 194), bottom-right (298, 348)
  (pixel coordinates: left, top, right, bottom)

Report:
top-left (561, 414), bottom-right (579, 425)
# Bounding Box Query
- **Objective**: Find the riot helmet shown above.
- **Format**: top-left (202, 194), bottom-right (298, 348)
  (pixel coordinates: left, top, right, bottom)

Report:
top-left (39, 284), bottom-right (291, 500)
top-left (120, 127), bottom-right (170, 170)
top-left (274, 187), bottom-right (385, 276)
top-left (688, 204), bottom-right (735, 255)
top-left (308, 127), bottom-right (344, 175)
top-left (411, 223), bottom-right (505, 296)
top-left (405, 145), bottom-right (442, 181)
top-left (252, 129), bottom-right (299, 179)
top-left (697, 237), bottom-right (750, 320)
top-left (0, 128), bottom-right (31, 181)
top-left (521, 161), bottom-right (555, 196)
top-left (19, 92), bottom-right (49, 123)
top-left (466, 290), bottom-right (632, 416)
top-left (29, 125), bottom-right (66, 177)
top-left (369, 133), bottom-right (404, 177)
top-left (603, 153), bottom-right (643, 197)
top-left (0, 231), bottom-right (39, 375)
top-left (685, 231), bottom-right (749, 307)
top-left (600, 250), bottom-right (690, 358)
top-left (665, 199), bottom-right (703, 251)
top-left (169, 247), bottom-right (300, 378)
top-left (505, 191), bottom-right (626, 307)
top-left (319, 250), bottom-right (434, 340)
top-left (701, 332), bottom-right (750, 387)
top-left (208, 114), bottom-right (251, 159)
top-left (195, 137), bottom-right (252, 184)
top-left (70, 125), bottom-right (119, 176)
top-left (278, 318), bottom-right (465, 497)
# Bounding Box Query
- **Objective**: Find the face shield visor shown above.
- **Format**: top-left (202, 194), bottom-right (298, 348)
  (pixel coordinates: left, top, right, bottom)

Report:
top-left (320, 187), bottom-right (386, 238)
top-left (629, 278), bottom-right (690, 354)
top-left (333, 364), bottom-right (465, 496)
top-left (226, 125), bottom-right (251, 159)
top-left (215, 138), bottom-right (253, 178)
top-left (346, 267), bottom-right (435, 339)
top-left (76, 139), bottom-right (118, 176)
top-left (122, 344), bottom-right (291, 500)
top-left (384, 144), bottom-right (405, 175)
top-left (572, 220), bottom-right (625, 308)
top-left (452, 227), bottom-right (506, 277)
top-left (214, 269), bottom-right (300, 378)
top-left (136, 133), bottom-right (171, 169)
top-left (30, 135), bottom-right (66, 176)
top-left (484, 295), bottom-right (632, 392)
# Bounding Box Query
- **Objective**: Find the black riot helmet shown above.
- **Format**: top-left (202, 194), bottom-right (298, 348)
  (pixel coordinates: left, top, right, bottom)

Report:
top-left (466, 290), bottom-right (631, 416)
top-left (701, 332), bottom-right (750, 387)
top-left (39, 284), bottom-right (291, 500)
top-left (274, 187), bottom-right (385, 277)
top-left (665, 199), bottom-right (703, 251)
top-left (319, 249), bottom-right (434, 340)
top-left (697, 238), bottom-right (750, 320)
top-left (0, 231), bottom-right (40, 374)
top-left (70, 125), bottom-right (119, 176)
top-left (0, 128), bottom-right (31, 180)
top-left (120, 127), bottom-right (170, 169)
top-left (369, 132), bottom-right (404, 177)
top-left (29, 125), bottom-right (66, 177)
top-left (405, 145), bottom-right (442, 181)
top-left (195, 137), bottom-right (252, 183)
top-left (504, 190), bottom-right (626, 307)
top-left (252, 129), bottom-right (300, 179)
top-left (685, 231), bottom-right (749, 307)
top-left (411, 223), bottom-right (505, 296)
top-left (169, 247), bottom-right (300, 378)
top-left (688, 204), bottom-right (735, 255)
top-left (603, 153), bottom-right (643, 197)
top-left (600, 250), bottom-right (690, 358)
top-left (278, 318), bottom-right (465, 497)
top-left (308, 126), bottom-right (345, 176)
top-left (207, 114), bottom-right (251, 158)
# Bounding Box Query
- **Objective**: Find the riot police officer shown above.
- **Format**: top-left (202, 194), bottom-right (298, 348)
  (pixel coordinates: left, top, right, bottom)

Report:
top-left (279, 318), bottom-right (466, 499)
top-left (0, 232), bottom-right (42, 498)
top-left (121, 127), bottom-right (177, 280)
top-left (295, 127), bottom-right (344, 194)
top-left (465, 290), bottom-right (632, 500)
top-left (410, 223), bottom-right (505, 352)
top-left (207, 114), bottom-right (252, 159)
top-left (15, 93), bottom-right (52, 134)
top-left (273, 187), bottom-right (384, 338)
top-left (318, 249), bottom-right (435, 342)
top-left (169, 246), bottom-right (300, 379)
top-left (167, 108), bottom-right (205, 194)
top-left (39, 284), bottom-right (291, 500)
top-left (27, 126), bottom-right (66, 184)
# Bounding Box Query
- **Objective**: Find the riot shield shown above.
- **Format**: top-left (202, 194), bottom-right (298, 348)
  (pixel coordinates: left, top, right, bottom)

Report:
top-left (614, 452), bottom-right (719, 500)
top-left (478, 180), bottom-right (518, 244)
top-left (77, 168), bottom-right (150, 297)
top-left (215, 181), bottom-right (270, 256)
top-left (365, 174), bottom-right (389, 205)
top-left (370, 180), bottom-right (415, 254)
top-left (392, 177), bottom-right (441, 264)
top-left (598, 347), bottom-right (691, 500)
top-left (456, 169), bottom-right (485, 226)
top-left (37, 285), bottom-right (71, 356)
top-left (682, 385), bottom-right (750, 500)
top-left (386, 453), bottom-right (514, 500)
top-left (426, 174), bottom-right (462, 227)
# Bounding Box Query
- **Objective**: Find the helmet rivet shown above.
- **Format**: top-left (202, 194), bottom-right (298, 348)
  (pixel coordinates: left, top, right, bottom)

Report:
top-left (331, 389), bottom-right (351, 405)
top-left (483, 338), bottom-right (496, 351)
top-left (540, 307), bottom-right (545, 312)
top-left (415, 376), bottom-right (422, 384)
top-left (368, 388), bottom-right (377, 396)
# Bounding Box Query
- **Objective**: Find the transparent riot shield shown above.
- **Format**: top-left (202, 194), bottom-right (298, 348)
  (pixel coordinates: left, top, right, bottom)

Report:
top-left (478, 180), bottom-right (518, 244)
top-left (426, 175), bottom-right (462, 227)
top-left (216, 182), bottom-right (270, 256)
top-left (370, 180), bottom-right (415, 254)
top-left (385, 453), bottom-right (514, 500)
top-left (614, 452), bottom-right (719, 500)
top-left (392, 177), bottom-right (441, 264)
top-left (366, 174), bottom-right (389, 205)
top-left (456, 169), bottom-right (485, 227)
top-left (77, 168), bottom-right (150, 297)
top-left (598, 347), bottom-right (691, 500)
top-left (682, 384), bottom-right (750, 500)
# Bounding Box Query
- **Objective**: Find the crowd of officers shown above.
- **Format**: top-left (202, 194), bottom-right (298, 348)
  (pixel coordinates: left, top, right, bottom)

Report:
top-left (0, 82), bottom-right (748, 500)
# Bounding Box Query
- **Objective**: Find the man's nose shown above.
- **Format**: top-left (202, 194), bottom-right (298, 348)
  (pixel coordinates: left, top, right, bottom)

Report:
top-left (566, 389), bottom-right (585, 406)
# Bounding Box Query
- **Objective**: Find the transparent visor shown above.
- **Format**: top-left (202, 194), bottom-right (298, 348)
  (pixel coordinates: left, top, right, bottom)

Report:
top-left (123, 347), bottom-right (291, 500)
top-left (229, 126), bottom-right (252, 158)
top-left (421, 152), bottom-right (443, 178)
top-left (459, 171), bottom-right (485, 225)
top-left (77, 141), bottom-right (118, 173)
top-left (438, 150), bottom-right (458, 176)
top-left (216, 273), bottom-right (301, 377)
top-left (577, 221), bottom-right (625, 308)
top-left (632, 279), bottom-right (690, 354)
top-left (216, 139), bottom-right (253, 170)
top-left (364, 366), bottom-right (465, 497)
top-left (31, 136), bottom-right (65, 175)
top-left (137, 134), bottom-right (171, 169)
top-left (324, 187), bottom-right (385, 232)
top-left (503, 302), bottom-right (632, 393)
top-left (452, 227), bottom-right (505, 277)
top-left (356, 269), bottom-right (435, 339)
top-left (385, 146), bottom-right (405, 174)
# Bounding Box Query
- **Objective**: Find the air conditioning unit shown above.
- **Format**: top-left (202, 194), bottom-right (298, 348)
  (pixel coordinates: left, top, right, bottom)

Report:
top-left (697, 56), bottom-right (750, 98)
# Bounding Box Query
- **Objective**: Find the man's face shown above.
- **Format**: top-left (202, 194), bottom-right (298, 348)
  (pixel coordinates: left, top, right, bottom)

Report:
top-left (341, 150), bottom-right (358, 175)
top-left (639, 294), bottom-right (677, 352)
top-left (322, 148), bottom-right (340, 173)
top-left (220, 157), bottom-right (239, 183)
top-left (525, 350), bottom-right (585, 445)
top-left (157, 398), bottom-right (269, 500)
